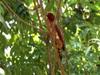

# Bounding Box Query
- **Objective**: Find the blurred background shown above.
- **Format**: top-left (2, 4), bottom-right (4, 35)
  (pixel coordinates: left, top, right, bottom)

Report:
top-left (0, 0), bottom-right (100, 75)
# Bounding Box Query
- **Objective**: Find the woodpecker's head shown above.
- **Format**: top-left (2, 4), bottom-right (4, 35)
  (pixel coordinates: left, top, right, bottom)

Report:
top-left (46, 13), bottom-right (55, 22)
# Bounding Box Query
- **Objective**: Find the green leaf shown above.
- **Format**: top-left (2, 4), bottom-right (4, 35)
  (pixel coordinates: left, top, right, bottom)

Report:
top-left (25, 0), bottom-right (33, 5)
top-left (0, 5), bottom-right (4, 15)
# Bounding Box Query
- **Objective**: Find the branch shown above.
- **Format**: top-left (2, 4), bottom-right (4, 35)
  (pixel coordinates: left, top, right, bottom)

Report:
top-left (33, 0), bottom-right (42, 32)
top-left (38, 0), bottom-right (55, 75)
top-left (38, 0), bottom-right (46, 20)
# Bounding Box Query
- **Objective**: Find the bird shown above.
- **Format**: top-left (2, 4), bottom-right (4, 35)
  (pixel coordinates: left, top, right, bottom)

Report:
top-left (46, 12), bottom-right (65, 59)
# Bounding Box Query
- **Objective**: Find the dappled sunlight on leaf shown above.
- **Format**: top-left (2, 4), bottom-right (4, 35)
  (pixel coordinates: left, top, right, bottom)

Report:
top-left (2, 32), bottom-right (11, 40)
top-left (0, 68), bottom-right (5, 75)
top-left (32, 33), bottom-right (41, 43)
top-left (4, 46), bottom-right (11, 58)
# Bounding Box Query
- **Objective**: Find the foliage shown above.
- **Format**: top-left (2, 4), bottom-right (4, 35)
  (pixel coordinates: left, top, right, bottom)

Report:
top-left (0, 0), bottom-right (100, 75)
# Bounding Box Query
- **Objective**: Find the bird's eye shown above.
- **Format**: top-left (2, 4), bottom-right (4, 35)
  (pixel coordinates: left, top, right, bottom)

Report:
top-left (47, 13), bottom-right (55, 22)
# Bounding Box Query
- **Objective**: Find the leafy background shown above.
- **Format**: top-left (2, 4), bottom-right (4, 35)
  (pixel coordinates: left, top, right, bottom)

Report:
top-left (0, 0), bottom-right (100, 75)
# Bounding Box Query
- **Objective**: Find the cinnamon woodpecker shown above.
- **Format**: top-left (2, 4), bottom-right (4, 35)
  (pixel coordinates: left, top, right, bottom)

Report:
top-left (46, 12), bottom-right (65, 59)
